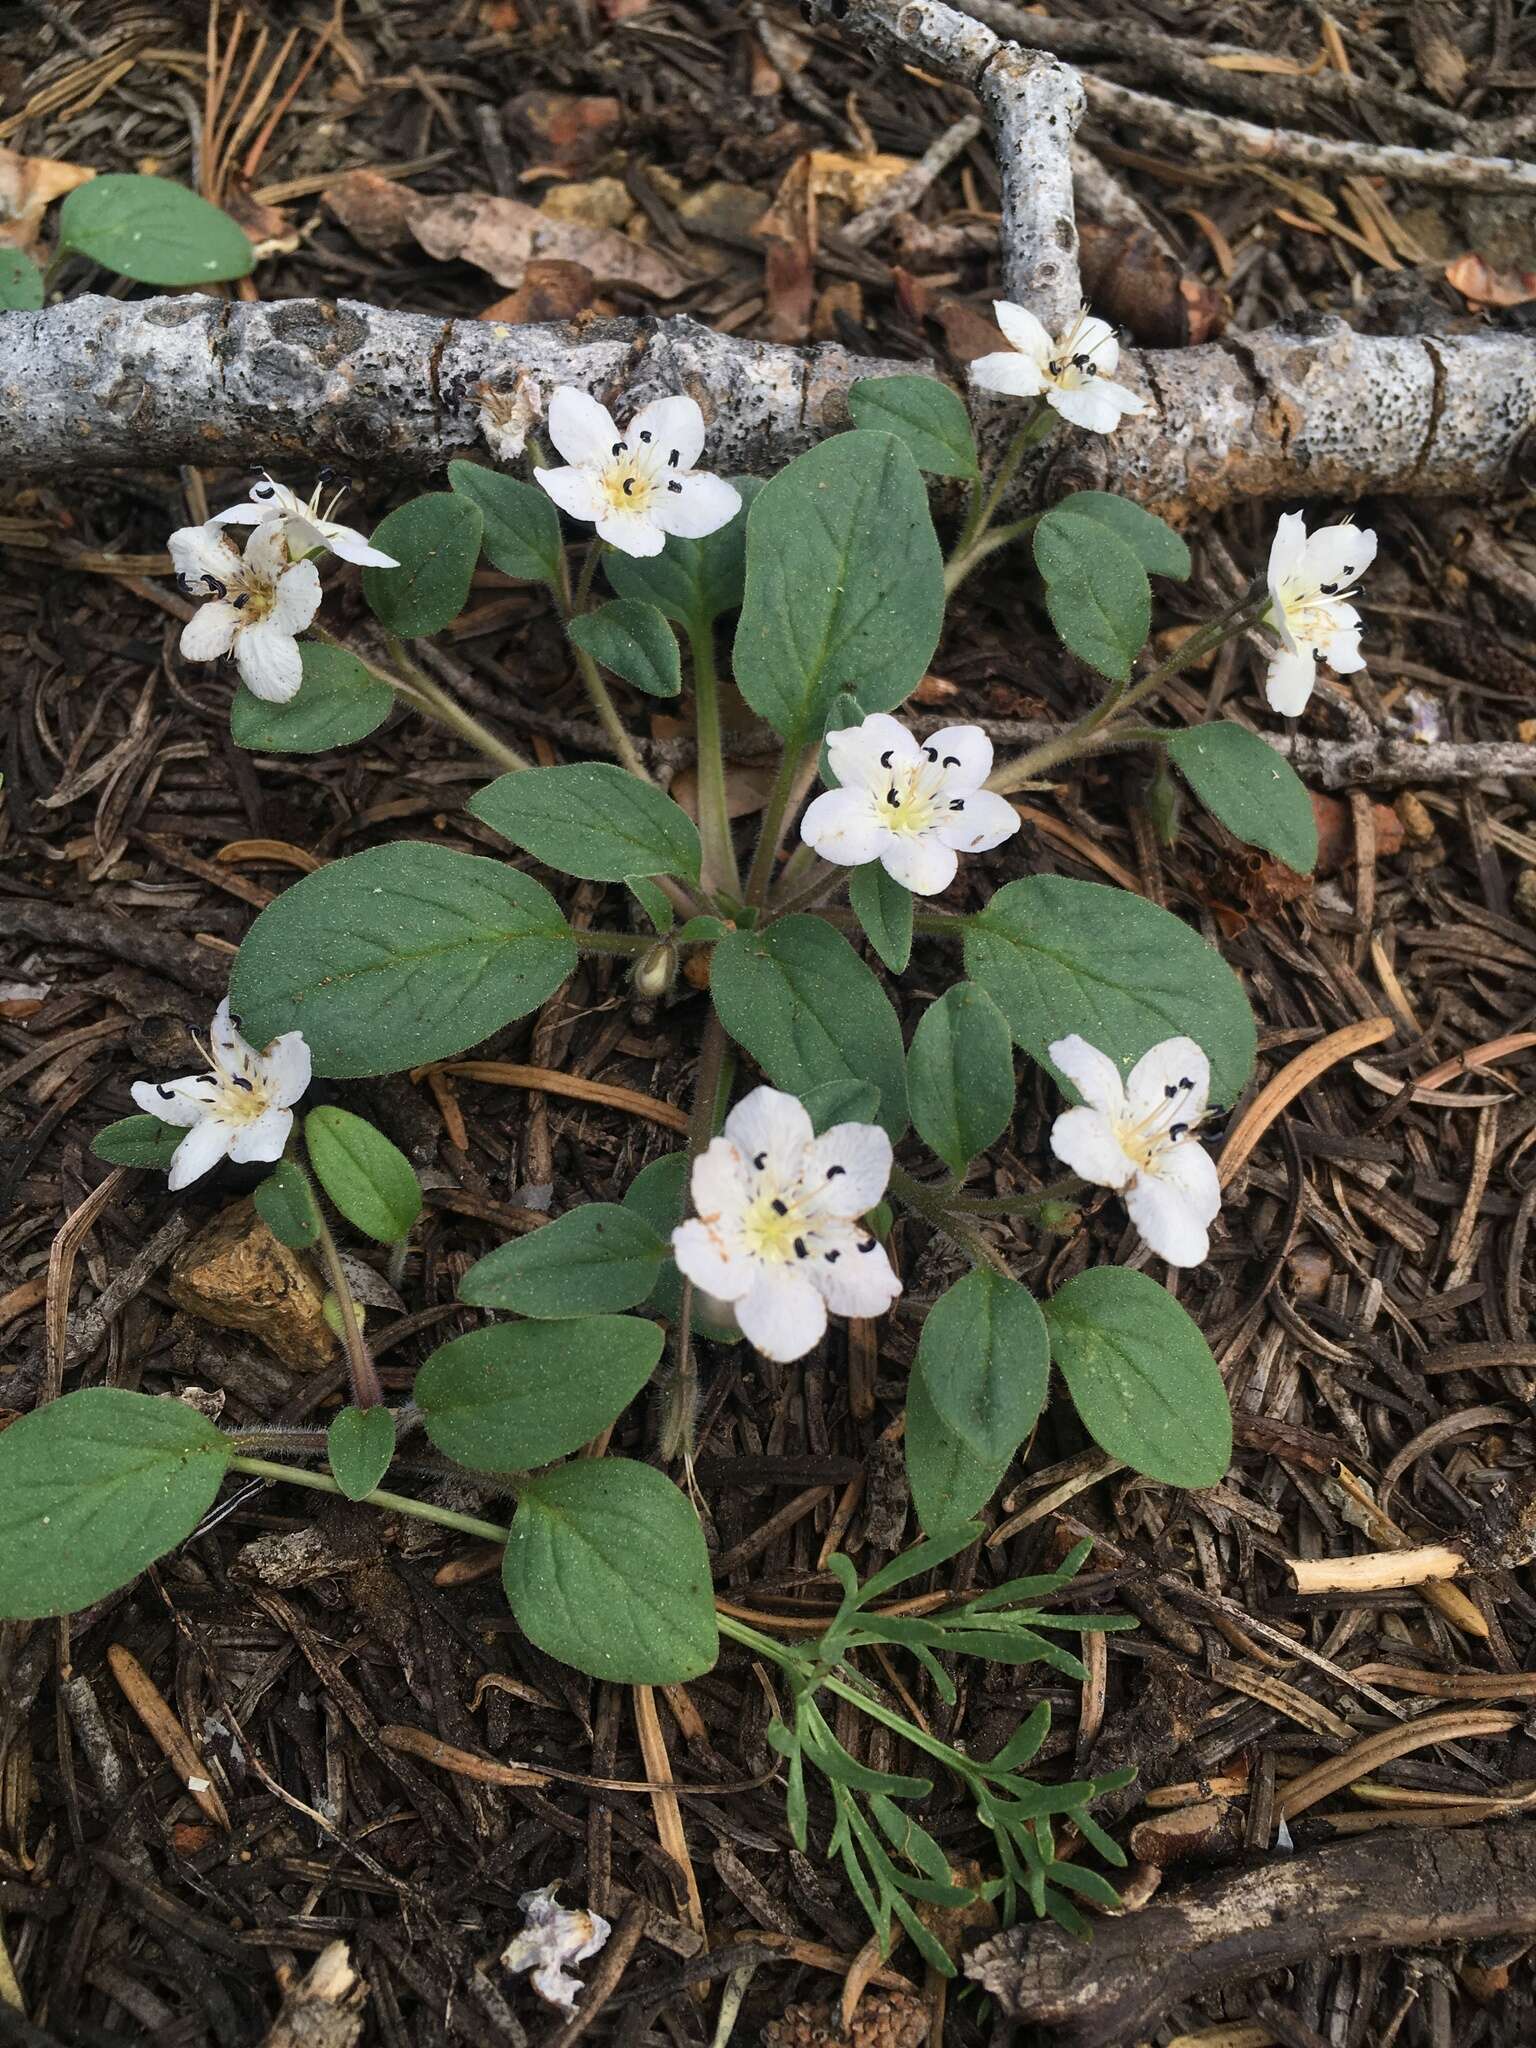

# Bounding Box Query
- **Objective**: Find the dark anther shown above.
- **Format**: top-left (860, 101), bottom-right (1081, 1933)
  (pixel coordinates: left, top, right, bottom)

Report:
top-left (206, 578), bottom-right (227, 599)
top-left (859, 1237), bottom-right (876, 1253)
top-left (157, 1084), bottom-right (174, 1098)
top-left (1320, 581), bottom-right (1338, 596)
top-left (1047, 359), bottom-right (1062, 376)
top-left (230, 1013), bottom-right (243, 1027)
top-left (668, 480), bottom-right (683, 493)
top-left (949, 798), bottom-right (964, 811)
top-left (232, 1074), bottom-right (254, 1092)
top-left (827, 1164), bottom-right (846, 1179)
top-left (611, 440), bottom-right (624, 457)
top-left (887, 788), bottom-right (900, 807)
top-left (1169, 1122), bottom-right (1188, 1141)
top-left (317, 465), bottom-right (336, 483)
top-left (1181, 1076), bottom-right (1195, 1090)
top-left (231, 594), bottom-right (248, 610)
top-left (879, 749), bottom-right (893, 767)
top-left (1084, 364), bottom-right (1098, 377)
top-left (794, 1237), bottom-right (808, 1259)
top-left (1072, 353), bottom-right (1089, 368)
top-left (668, 448), bottom-right (680, 467)
top-left (754, 1151), bottom-right (767, 1170)
top-left (825, 1248), bottom-right (841, 1262)
top-left (771, 1198), bottom-right (788, 1216)
top-left (640, 430), bottom-right (652, 443)
top-left (924, 745), bottom-right (938, 761)
top-left (943, 754), bottom-right (960, 767)
top-left (251, 481), bottom-right (276, 500)
top-left (622, 478), bottom-right (636, 495)
top-left (1165, 1084), bottom-right (1178, 1099)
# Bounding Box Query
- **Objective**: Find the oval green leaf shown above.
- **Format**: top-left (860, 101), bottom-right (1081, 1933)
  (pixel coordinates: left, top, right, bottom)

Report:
top-left (305, 1107), bottom-right (421, 1244)
top-left (417, 1317), bottom-right (665, 1471)
top-left (470, 762), bottom-right (700, 884)
top-left (1046, 1267), bottom-right (1231, 1487)
top-left (733, 431), bottom-right (943, 743)
top-left (0, 248), bottom-right (43, 310)
top-left (0, 1389), bottom-right (230, 1619)
top-left (362, 493), bottom-right (482, 636)
top-left (917, 1269), bottom-right (1047, 1466)
top-left (710, 917), bottom-right (909, 1138)
top-left (447, 461), bottom-right (563, 583)
top-left (231, 841), bottom-right (576, 1078)
top-left (964, 875), bottom-right (1256, 1107)
top-left (848, 374), bottom-right (979, 480)
top-left (906, 982), bottom-right (1015, 1177)
top-left (1166, 723), bottom-right (1318, 875)
top-left (905, 1371), bottom-right (1008, 1536)
top-left (459, 1204), bottom-right (668, 1317)
top-left (231, 642), bottom-right (393, 756)
top-left (604, 478), bottom-right (761, 635)
top-left (327, 1404), bottom-right (395, 1500)
top-left (92, 1113), bottom-right (183, 1171)
top-left (849, 860), bottom-right (913, 975)
top-left (503, 1458), bottom-right (718, 1683)
top-left (1033, 510), bottom-right (1150, 683)
top-left (57, 174), bottom-right (252, 286)
top-left (1051, 493), bottom-right (1191, 580)
top-left (252, 1159), bottom-right (322, 1248)
top-left (569, 600), bottom-right (681, 700)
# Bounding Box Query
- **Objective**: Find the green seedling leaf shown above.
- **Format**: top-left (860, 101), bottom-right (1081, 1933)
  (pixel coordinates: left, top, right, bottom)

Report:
top-left (471, 762), bottom-right (701, 884)
top-left (849, 861), bottom-right (913, 974)
top-left (917, 1269), bottom-right (1048, 1469)
top-left (906, 982), bottom-right (1015, 1176)
top-left (1046, 1266), bottom-right (1232, 1487)
top-left (0, 248), bottom-right (43, 310)
top-left (1166, 722), bottom-right (1318, 874)
top-left (231, 842), bottom-right (575, 1078)
top-left (305, 1107), bottom-right (421, 1244)
top-left (327, 1405), bottom-right (395, 1499)
top-left (1033, 509), bottom-right (1150, 683)
top-left (231, 642), bottom-right (392, 756)
top-left (0, 1389), bottom-right (229, 1618)
top-left (1051, 492), bottom-right (1191, 580)
top-left (848, 374), bottom-right (979, 479)
top-left (362, 492), bottom-right (482, 636)
top-left (604, 477), bottom-right (762, 634)
top-left (92, 1114), bottom-right (183, 1172)
top-left (569, 600), bottom-right (681, 699)
top-left (905, 1370), bottom-right (1008, 1535)
top-left (503, 1458), bottom-right (718, 1683)
top-left (447, 461), bottom-right (563, 583)
top-left (459, 1204), bottom-right (668, 1317)
top-left (252, 1159), bottom-right (322, 1248)
top-left (57, 174), bottom-right (251, 286)
top-left (628, 877), bottom-right (675, 935)
top-left (417, 1317), bottom-right (664, 1470)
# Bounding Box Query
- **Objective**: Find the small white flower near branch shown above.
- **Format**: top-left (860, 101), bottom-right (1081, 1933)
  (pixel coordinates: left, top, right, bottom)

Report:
top-left (168, 522), bottom-right (322, 703)
top-left (970, 302), bottom-right (1149, 434)
top-left (131, 998), bottom-right (311, 1192)
top-left (534, 386), bottom-right (742, 559)
top-left (1047, 1034), bottom-right (1221, 1267)
top-left (501, 1886), bottom-right (612, 2013)
top-left (672, 1085), bottom-right (901, 1364)
top-left (1262, 511), bottom-right (1376, 716)
top-left (209, 474), bottom-right (400, 567)
top-left (800, 713), bottom-right (1021, 896)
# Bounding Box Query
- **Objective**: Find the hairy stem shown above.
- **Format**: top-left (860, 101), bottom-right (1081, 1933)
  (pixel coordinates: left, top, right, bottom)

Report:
top-left (226, 1455), bottom-right (511, 1542)
top-left (313, 626), bottom-right (531, 774)
top-left (661, 1009), bottom-right (732, 1468)
top-left (688, 622), bottom-right (742, 897)
top-left (306, 1186), bottom-right (384, 1411)
top-left (743, 743), bottom-right (818, 908)
top-left (888, 1165), bottom-right (1012, 1276)
top-left (556, 545), bottom-right (654, 783)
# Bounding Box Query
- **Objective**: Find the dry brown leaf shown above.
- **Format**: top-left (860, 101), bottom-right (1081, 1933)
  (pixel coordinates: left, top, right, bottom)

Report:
top-left (479, 258), bottom-right (595, 322)
top-left (324, 167), bottom-right (422, 251)
top-left (411, 190), bottom-right (697, 298)
top-left (1079, 223), bottom-right (1227, 348)
top-left (1445, 251), bottom-right (1536, 309)
top-left (763, 235), bottom-right (814, 342)
top-left (1207, 52), bottom-right (1324, 76)
top-left (540, 177), bottom-right (634, 232)
top-left (0, 143), bottom-right (93, 251)
top-left (755, 148), bottom-right (911, 243)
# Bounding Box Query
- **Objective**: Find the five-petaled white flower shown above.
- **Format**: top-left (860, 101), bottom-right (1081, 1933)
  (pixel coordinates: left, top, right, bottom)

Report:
top-left (799, 713), bottom-right (1020, 896)
top-left (970, 302), bottom-right (1148, 434)
top-left (168, 522), bottom-right (321, 703)
top-left (1047, 1034), bottom-right (1222, 1268)
top-left (534, 386), bottom-right (741, 559)
top-left (132, 999), bottom-right (311, 1192)
top-left (501, 1886), bottom-right (611, 2013)
top-left (671, 1085), bottom-right (901, 1363)
top-left (209, 474), bottom-right (399, 567)
top-left (1262, 511), bottom-right (1376, 717)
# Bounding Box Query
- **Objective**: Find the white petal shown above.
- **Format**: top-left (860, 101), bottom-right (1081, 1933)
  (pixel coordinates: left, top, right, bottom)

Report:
top-left (969, 350), bottom-right (1047, 400)
top-left (1267, 513), bottom-right (1308, 607)
top-left (131, 1077), bottom-right (213, 1127)
top-left (825, 713), bottom-right (920, 791)
top-left (227, 1105), bottom-right (292, 1165)
top-left (206, 500), bottom-right (265, 530)
top-left (736, 1267), bottom-right (827, 1362)
top-left (1148, 1139), bottom-right (1222, 1227)
top-left (168, 522), bottom-right (239, 586)
top-left (244, 521), bottom-right (290, 583)
top-left (878, 832), bottom-right (958, 896)
top-left (257, 1030), bottom-right (312, 1107)
top-left (805, 1122), bottom-right (892, 1215)
top-left (933, 788), bottom-right (1020, 853)
top-left (1093, 376), bottom-right (1147, 418)
top-left (992, 300), bottom-right (1053, 365)
top-left (1049, 381), bottom-right (1138, 434)
top-left (1126, 1037), bottom-right (1209, 1123)
top-left (1048, 1035), bottom-right (1126, 1117)
top-left (166, 1116), bottom-right (235, 1191)
top-left (626, 394), bottom-right (706, 473)
top-left (800, 786), bottom-right (891, 868)
top-left (1049, 1105), bottom-right (1134, 1189)
top-left (722, 1085), bottom-right (814, 1176)
top-left (210, 997), bottom-right (245, 1067)
top-left (1124, 1169), bottom-right (1211, 1268)
top-left (1301, 522), bottom-right (1376, 589)
top-left (690, 1134), bottom-right (749, 1222)
top-left (672, 1219), bottom-right (755, 1303)
top-left (269, 558), bottom-right (322, 636)
top-left (317, 522), bottom-right (399, 568)
top-left (234, 622), bottom-right (303, 703)
top-left (594, 508), bottom-right (665, 558)
top-left (814, 1225), bottom-right (902, 1318)
top-left (547, 386), bottom-right (621, 468)
top-left (923, 724), bottom-right (993, 791)
top-left (1072, 315), bottom-right (1120, 375)
top-left (1323, 624), bottom-right (1365, 674)
top-left (649, 470), bottom-right (741, 540)
top-left (180, 602), bottom-right (239, 662)
top-left (1265, 650), bottom-right (1317, 717)
top-left (535, 464), bottom-right (604, 526)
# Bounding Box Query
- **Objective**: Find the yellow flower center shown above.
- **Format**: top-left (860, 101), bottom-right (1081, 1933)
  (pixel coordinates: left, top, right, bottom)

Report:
top-left (601, 456), bottom-right (656, 517)
top-left (740, 1188), bottom-right (809, 1264)
top-left (880, 759), bottom-right (942, 837)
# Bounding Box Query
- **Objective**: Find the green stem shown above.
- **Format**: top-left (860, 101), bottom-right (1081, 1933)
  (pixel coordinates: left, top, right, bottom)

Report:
top-left (555, 546), bottom-right (653, 783)
top-left (768, 857), bottom-right (851, 922)
top-left (227, 1455), bottom-right (510, 1542)
top-left (688, 622), bottom-right (741, 898)
top-left (951, 1173), bottom-right (1087, 1218)
top-left (662, 1009), bottom-right (733, 1467)
top-left (312, 627), bottom-right (531, 774)
top-left (743, 743), bottom-right (817, 908)
top-left (578, 929), bottom-right (659, 956)
top-left (311, 1201), bottom-right (384, 1411)
top-left (888, 1165), bottom-right (1011, 1276)
top-left (945, 513), bottom-right (1041, 598)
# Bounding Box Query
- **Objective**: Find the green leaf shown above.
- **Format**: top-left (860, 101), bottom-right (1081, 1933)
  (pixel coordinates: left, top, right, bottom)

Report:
top-left (1045, 1267), bottom-right (1232, 1488)
top-left (231, 841), bottom-right (575, 1078)
top-left (734, 431), bottom-right (944, 743)
top-left (92, 1114), bottom-right (183, 1171)
top-left (906, 983), bottom-right (1015, 1176)
top-left (459, 1205), bottom-right (668, 1317)
top-left (849, 861), bottom-right (913, 974)
top-left (628, 877), bottom-right (675, 935)
top-left (964, 875), bottom-right (1255, 1107)
top-left (1166, 723), bottom-right (1318, 875)
top-left (569, 601), bottom-right (681, 699)
top-left (1033, 510), bottom-right (1150, 683)
top-left (1051, 493), bottom-right (1190, 580)
top-left (0, 1389), bottom-right (230, 1619)
top-left (231, 642), bottom-right (393, 756)
top-left (304, 1107), bottom-right (421, 1244)
top-left (917, 1269), bottom-right (1047, 1467)
top-left (362, 493), bottom-right (482, 636)
top-left (848, 375), bottom-right (979, 480)
top-left (503, 1458), bottom-right (718, 1683)
top-left (327, 1405), bottom-right (395, 1500)
top-left (906, 1371), bottom-right (1008, 1534)
top-left (470, 763), bottom-right (700, 884)
top-left (417, 1317), bottom-right (664, 1470)
top-left (447, 461), bottom-right (563, 583)
top-left (252, 1160), bottom-right (322, 1249)
top-left (710, 917), bottom-right (909, 1138)
top-left (604, 478), bottom-right (762, 634)
top-left (622, 1153), bottom-right (739, 1341)
top-left (56, 175), bottom-right (251, 286)
top-left (0, 248), bottom-right (43, 310)
top-left (677, 914), bottom-right (728, 943)
top-left (802, 1078), bottom-right (881, 1133)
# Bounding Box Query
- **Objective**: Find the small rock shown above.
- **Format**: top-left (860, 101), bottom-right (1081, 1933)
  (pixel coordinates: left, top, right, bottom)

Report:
top-left (540, 177), bottom-right (634, 231)
top-left (168, 1200), bottom-right (335, 1372)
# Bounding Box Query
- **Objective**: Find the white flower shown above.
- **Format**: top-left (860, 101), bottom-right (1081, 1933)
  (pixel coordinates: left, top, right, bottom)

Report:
top-left (671, 1085), bottom-right (901, 1363)
top-left (534, 386), bottom-right (741, 559)
top-left (208, 474), bottom-right (399, 568)
top-left (1047, 1034), bottom-right (1221, 1268)
top-left (501, 1886), bottom-right (611, 2013)
top-left (970, 303), bottom-right (1149, 434)
top-left (477, 370), bottom-right (544, 464)
top-left (168, 522), bottom-right (322, 704)
top-left (131, 998), bottom-right (311, 1192)
top-left (799, 713), bottom-right (1020, 896)
top-left (1262, 511), bottom-right (1376, 717)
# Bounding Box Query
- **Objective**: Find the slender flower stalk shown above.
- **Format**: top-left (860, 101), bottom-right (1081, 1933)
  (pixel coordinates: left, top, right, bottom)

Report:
top-left (688, 621), bottom-right (741, 897)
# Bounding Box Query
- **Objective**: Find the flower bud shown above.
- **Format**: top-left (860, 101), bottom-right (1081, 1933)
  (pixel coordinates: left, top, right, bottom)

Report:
top-left (631, 940), bottom-right (677, 999)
